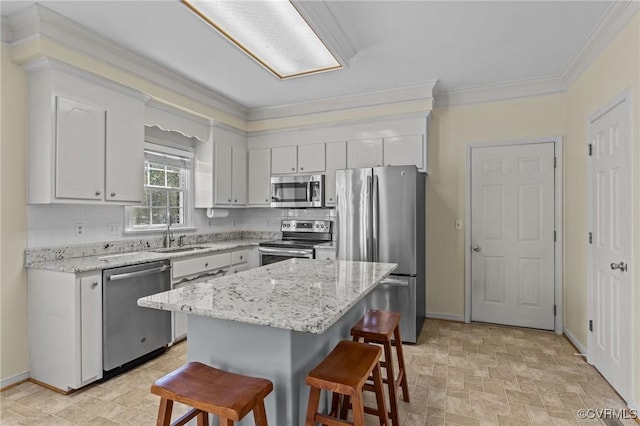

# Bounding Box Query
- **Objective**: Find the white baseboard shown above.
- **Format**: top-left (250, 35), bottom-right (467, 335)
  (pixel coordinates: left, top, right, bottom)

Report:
top-left (0, 371), bottom-right (29, 390)
top-left (563, 328), bottom-right (588, 357)
top-left (425, 312), bottom-right (465, 322)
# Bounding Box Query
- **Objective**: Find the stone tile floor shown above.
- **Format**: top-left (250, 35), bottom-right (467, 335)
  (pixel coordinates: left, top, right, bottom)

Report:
top-left (0, 319), bottom-right (636, 425)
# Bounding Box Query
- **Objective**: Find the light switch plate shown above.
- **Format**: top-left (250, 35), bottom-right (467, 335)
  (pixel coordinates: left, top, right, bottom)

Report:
top-left (75, 223), bottom-right (84, 237)
top-left (108, 223), bottom-right (119, 235)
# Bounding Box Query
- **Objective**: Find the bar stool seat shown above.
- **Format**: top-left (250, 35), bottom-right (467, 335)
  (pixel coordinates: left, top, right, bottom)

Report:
top-left (305, 340), bottom-right (389, 426)
top-left (351, 310), bottom-right (410, 426)
top-left (151, 361), bottom-right (273, 426)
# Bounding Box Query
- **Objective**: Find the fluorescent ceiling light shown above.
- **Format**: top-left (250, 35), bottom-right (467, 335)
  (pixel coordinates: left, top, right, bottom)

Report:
top-left (182, 0), bottom-right (342, 79)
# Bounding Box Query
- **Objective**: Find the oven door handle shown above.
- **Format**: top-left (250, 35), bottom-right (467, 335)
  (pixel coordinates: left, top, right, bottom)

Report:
top-left (258, 247), bottom-right (314, 257)
top-left (107, 265), bottom-right (170, 281)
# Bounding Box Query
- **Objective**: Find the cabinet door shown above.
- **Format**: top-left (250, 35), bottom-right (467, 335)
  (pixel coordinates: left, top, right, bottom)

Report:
top-left (55, 96), bottom-right (105, 200)
top-left (298, 143), bottom-right (325, 173)
top-left (105, 98), bottom-right (144, 203)
top-left (248, 149), bottom-right (271, 205)
top-left (325, 142), bottom-right (346, 206)
top-left (232, 147), bottom-right (247, 205)
top-left (346, 138), bottom-right (383, 169)
top-left (214, 143), bottom-right (233, 205)
top-left (80, 275), bottom-right (102, 384)
top-left (383, 134), bottom-right (424, 170)
top-left (271, 146), bottom-right (297, 174)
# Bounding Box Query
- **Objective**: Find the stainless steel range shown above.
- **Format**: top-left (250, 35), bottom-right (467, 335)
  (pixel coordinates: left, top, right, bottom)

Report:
top-left (258, 220), bottom-right (332, 266)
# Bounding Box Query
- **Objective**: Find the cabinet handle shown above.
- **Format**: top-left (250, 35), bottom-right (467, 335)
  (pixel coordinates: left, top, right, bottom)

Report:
top-left (92, 282), bottom-right (98, 288)
top-left (329, 198), bottom-right (333, 201)
top-left (95, 191), bottom-right (101, 196)
top-left (204, 262), bottom-right (209, 267)
top-left (265, 199), bottom-right (269, 202)
top-left (291, 168), bottom-right (295, 171)
top-left (300, 167), bottom-right (304, 171)
top-left (228, 199), bottom-right (231, 202)
top-left (240, 255), bottom-right (243, 260)
top-left (234, 199), bottom-right (237, 202)
top-left (110, 192), bottom-right (116, 197)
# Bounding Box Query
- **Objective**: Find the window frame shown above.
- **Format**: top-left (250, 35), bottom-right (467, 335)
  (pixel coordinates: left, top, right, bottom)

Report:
top-left (124, 142), bottom-right (195, 234)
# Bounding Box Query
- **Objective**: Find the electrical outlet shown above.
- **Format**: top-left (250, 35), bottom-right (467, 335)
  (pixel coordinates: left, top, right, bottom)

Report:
top-left (455, 219), bottom-right (463, 230)
top-left (207, 219), bottom-right (212, 227)
top-left (232, 219), bottom-right (237, 226)
top-left (75, 223), bottom-right (84, 237)
top-left (108, 223), bottom-right (119, 235)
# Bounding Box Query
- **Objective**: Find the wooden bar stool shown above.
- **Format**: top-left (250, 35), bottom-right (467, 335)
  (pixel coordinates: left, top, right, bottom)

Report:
top-left (350, 310), bottom-right (410, 426)
top-left (151, 361), bottom-right (273, 426)
top-left (305, 340), bottom-right (389, 426)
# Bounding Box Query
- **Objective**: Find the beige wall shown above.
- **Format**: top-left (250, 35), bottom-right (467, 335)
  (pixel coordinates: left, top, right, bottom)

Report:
top-left (563, 14), bottom-right (639, 407)
top-left (427, 94), bottom-right (565, 318)
top-left (0, 46), bottom-right (29, 384)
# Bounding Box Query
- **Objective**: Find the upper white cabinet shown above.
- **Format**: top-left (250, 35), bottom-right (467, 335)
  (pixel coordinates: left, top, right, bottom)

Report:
top-left (272, 144), bottom-right (325, 174)
top-left (325, 142), bottom-right (346, 206)
top-left (347, 138), bottom-right (383, 168)
top-left (248, 149), bottom-right (271, 206)
top-left (195, 124), bottom-right (247, 208)
top-left (347, 135), bottom-right (426, 172)
top-left (271, 146), bottom-right (298, 174)
top-left (298, 144), bottom-right (325, 173)
top-left (27, 63), bottom-right (145, 204)
top-left (383, 135), bottom-right (424, 170)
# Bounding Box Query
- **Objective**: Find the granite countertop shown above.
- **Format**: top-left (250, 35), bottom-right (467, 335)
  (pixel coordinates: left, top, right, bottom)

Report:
top-left (25, 239), bottom-right (270, 273)
top-left (137, 259), bottom-right (397, 334)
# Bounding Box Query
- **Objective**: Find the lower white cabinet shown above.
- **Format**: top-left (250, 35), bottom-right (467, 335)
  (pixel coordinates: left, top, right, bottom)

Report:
top-left (171, 247), bottom-right (255, 341)
top-left (315, 246), bottom-right (336, 261)
top-left (28, 270), bottom-right (103, 391)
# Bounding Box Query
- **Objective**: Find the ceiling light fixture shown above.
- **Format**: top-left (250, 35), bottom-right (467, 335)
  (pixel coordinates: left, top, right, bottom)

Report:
top-left (181, 0), bottom-right (343, 79)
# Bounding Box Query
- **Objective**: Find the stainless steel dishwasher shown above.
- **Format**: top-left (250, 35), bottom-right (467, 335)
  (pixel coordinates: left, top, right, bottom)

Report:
top-left (102, 260), bottom-right (171, 375)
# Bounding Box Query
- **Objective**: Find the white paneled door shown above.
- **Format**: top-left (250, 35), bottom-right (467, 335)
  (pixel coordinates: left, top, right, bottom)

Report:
top-left (589, 97), bottom-right (631, 400)
top-left (471, 143), bottom-right (555, 330)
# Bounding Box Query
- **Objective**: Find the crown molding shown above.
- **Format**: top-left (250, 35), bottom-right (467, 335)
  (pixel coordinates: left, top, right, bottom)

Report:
top-left (249, 81), bottom-right (436, 122)
top-left (561, 0), bottom-right (639, 88)
top-left (436, 77), bottom-right (565, 108)
top-left (5, 4), bottom-right (248, 121)
top-left (248, 110), bottom-right (430, 138)
top-left (293, 0), bottom-right (356, 68)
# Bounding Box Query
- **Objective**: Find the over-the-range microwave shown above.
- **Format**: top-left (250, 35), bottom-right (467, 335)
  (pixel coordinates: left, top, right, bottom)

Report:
top-left (270, 175), bottom-right (324, 208)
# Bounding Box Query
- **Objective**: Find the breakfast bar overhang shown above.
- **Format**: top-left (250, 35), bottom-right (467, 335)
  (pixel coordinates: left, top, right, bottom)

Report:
top-left (138, 259), bottom-right (397, 425)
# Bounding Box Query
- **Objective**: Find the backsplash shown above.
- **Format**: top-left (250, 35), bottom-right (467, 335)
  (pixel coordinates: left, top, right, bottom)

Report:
top-left (27, 204), bottom-right (335, 248)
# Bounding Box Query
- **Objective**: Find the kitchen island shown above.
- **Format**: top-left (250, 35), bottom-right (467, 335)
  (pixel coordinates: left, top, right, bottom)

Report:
top-left (138, 258), bottom-right (397, 426)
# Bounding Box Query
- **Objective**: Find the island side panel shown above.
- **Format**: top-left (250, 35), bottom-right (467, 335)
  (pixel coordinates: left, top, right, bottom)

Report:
top-left (186, 296), bottom-right (370, 426)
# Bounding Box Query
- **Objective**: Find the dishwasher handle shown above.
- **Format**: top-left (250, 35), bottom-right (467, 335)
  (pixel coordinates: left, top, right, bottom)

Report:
top-left (107, 265), bottom-right (170, 281)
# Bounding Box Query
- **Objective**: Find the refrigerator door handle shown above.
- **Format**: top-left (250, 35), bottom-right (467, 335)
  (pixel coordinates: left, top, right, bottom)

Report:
top-left (372, 174), bottom-right (379, 262)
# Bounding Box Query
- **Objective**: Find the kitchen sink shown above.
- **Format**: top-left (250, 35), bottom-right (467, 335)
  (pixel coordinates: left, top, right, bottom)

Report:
top-left (151, 246), bottom-right (209, 253)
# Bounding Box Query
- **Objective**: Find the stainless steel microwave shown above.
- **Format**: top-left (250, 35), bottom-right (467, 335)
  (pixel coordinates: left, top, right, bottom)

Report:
top-left (271, 175), bottom-right (324, 208)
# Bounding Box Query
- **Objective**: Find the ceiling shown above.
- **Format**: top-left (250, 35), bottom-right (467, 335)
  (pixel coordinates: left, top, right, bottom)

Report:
top-left (1, 1), bottom-right (614, 110)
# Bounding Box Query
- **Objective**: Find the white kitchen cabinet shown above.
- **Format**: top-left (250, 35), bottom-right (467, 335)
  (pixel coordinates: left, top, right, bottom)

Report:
top-left (297, 143), bottom-right (325, 173)
top-left (272, 144), bottom-right (326, 174)
top-left (315, 245), bottom-right (336, 261)
top-left (383, 134), bottom-right (424, 170)
top-left (248, 149), bottom-right (272, 206)
top-left (325, 142), bottom-right (346, 206)
top-left (271, 146), bottom-right (298, 174)
top-left (28, 269), bottom-right (103, 391)
top-left (195, 124), bottom-right (248, 208)
top-left (27, 63), bottom-right (145, 204)
top-left (232, 147), bottom-right (247, 204)
top-left (214, 143), bottom-right (233, 205)
top-left (347, 138), bottom-right (383, 168)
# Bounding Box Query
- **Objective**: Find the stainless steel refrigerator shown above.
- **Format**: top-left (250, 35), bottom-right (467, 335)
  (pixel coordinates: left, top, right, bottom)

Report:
top-left (336, 165), bottom-right (425, 343)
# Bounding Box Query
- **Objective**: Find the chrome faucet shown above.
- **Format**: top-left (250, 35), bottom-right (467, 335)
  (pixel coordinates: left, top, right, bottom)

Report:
top-left (164, 214), bottom-right (174, 248)
top-left (178, 235), bottom-right (186, 247)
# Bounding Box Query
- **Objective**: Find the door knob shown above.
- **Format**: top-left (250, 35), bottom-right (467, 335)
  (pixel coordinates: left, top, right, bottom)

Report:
top-left (610, 261), bottom-right (628, 272)
top-left (472, 245), bottom-right (481, 252)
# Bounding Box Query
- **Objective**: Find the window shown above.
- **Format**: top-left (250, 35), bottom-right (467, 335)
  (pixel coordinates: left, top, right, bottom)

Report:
top-left (126, 144), bottom-right (193, 231)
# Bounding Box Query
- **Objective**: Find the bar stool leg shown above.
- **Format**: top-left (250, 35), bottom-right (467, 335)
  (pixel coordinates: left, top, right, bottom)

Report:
top-left (253, 399), bottom-right (269, 426)
top-left (196, 411), bottom-right (209, 426)
top-left (394, 327), bottom-right (410, 402)
top-left (372, 362), bottom-right (389, 426)
top-left (305, 387), bottom-right (322, 426)
top-left (219, 418), bottom-right (233, 426)
top-left (156, 398), bottom-right (173, 426)
top-left (383, 342), bottom-right (399, 426)
top-left (351, 393), bottom-right (366, 426)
